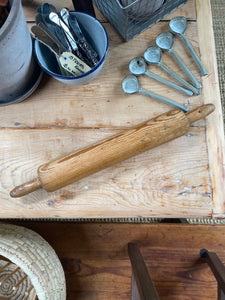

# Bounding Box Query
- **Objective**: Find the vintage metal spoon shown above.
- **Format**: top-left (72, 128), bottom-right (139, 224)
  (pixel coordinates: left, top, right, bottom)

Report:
top-left (60, 8), bottom-right (99, 67)
top-left (169, 17), bottom-right (208, 76)
top-left (122, 75), bottom-right (188, 112)
top-left (156, 32), bottom-right (201, 89)
top-left (143, 46), bottom-right (200, 95)
top-left (35, 14), bottom-right (68, 52)
top-left (40, 3), bottom-right (71, 51)
top-left (129, 57), bottom-right (193, 96)
top-left (49, 12), bottom-right (78, 52)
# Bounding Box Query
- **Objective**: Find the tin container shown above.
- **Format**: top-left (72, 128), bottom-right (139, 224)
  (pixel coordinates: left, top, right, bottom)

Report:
top-left (93, 0), bottom-right (188, 41)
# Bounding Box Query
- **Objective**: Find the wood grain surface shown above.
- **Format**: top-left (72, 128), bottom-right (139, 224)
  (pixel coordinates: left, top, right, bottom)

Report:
top-left (0, 0), bottom-right (224, 218)
top-left (4, 222), bottom-right (225, 300)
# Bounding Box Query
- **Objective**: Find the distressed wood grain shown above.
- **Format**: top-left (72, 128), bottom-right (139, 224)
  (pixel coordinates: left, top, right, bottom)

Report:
top-left (0, 126), bottom-right (212, 218)
top-left (3, 222), bottom-right (225, 299)
top-left (0, 21), bottom-right (202, 129)
top-left (196, 0), bottom-right (225, 218)
top-left (21, 0), bottom-right (196, 22)
top-left (0, 0), bottom-right (223, 218)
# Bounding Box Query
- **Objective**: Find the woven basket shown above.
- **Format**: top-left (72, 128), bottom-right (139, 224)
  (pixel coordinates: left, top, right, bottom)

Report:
top-left (0, 224), bottom-right (66, 300)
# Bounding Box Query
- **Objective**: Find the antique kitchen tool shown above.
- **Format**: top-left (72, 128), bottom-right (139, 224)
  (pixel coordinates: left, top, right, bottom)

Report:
top-left (49, 12), bottom-right (78, 52)
top-left (40, 3), bottom-right (70, 51)
top-left (49, 11), bottom-right (94, 67)
top-left (34, 10), bottom-right (109, 85)
top-left (143, 46), bottom-right (200, 95)
top-left (122, 75), bottom-right (188, 111)
top-left (169, 16), bottom-right (208, 76)
top-left (61, 8), bottom-right (99, 67)
top-left (31, 25), bottom-right (91, 76)
top-left (129, 57), bottom-right (193, 96)
top-left (156, 32), bottom-right (201, 89)
top-left (10, 104), bottom-right (214, 198)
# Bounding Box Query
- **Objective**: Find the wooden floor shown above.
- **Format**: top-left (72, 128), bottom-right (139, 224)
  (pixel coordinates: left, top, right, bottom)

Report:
top-left (2, 222), bottom-right (224, 299)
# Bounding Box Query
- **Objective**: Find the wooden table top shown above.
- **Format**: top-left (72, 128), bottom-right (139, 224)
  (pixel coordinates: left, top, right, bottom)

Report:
top-left (0, 0), bottom-right (224, 219)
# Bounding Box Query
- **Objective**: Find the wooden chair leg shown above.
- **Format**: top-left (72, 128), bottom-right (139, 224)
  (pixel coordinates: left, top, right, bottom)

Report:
top-left (128, 243), bottom-right (160, 300)
top-left (200, 249), bottom-right (225, 300)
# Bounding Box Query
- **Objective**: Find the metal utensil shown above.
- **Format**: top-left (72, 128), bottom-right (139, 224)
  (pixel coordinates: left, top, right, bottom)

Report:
top-left (67, 10), bottom-right (100, 66)
top-left (169, 17), bottom-right (208, 76)
top-left (129, 57), bottom-right (193, 96)
top-left (41, 3), bottom-right (71, 51)
top-left (60, 8), bottom-right (93, 66)
top-left (31, 25), bottom-right (91, 76)
top-left (122, 75), bottom-right (188, 112)
top-left (49, 12), bottom-right (78, 51)
top-left (156, 32), bottom-right (201, 89)
top-left (31, 25), bottom-right (73, 76)
top-left (49, 11), bottom-right (95, 67)
top-left (35, 15), bottom-right (68, 53)
top-left (60, 8), bottom-right (99, 67)
top-left (35, 14), bottom-right (71, 76)
top-left (143, 46), bottom-right (200, 95)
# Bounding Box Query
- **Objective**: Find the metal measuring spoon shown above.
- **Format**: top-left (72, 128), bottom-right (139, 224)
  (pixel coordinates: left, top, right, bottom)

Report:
top-left (143, 46), bottom-right (200, 95)
top-left (129, 57), bottom-right (193, 96)
top-left (156, 32), bottom-right (201, 89)
top-left (122, 75), bottom-right (188, 112)
top-left (169, 17), bottom-right (208, 76)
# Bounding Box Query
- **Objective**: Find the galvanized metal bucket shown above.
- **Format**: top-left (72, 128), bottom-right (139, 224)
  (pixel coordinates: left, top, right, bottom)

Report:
top-left (93, 0), bottom-right (188, 41)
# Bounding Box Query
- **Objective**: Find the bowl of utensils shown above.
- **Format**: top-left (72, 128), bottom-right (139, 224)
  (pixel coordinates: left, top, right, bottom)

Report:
top-left (33, 4), bottom-right (109, 85)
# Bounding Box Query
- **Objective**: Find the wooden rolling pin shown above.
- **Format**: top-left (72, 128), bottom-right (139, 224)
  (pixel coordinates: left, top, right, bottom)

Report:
top-left (10, 104), bottom-right (215, 198)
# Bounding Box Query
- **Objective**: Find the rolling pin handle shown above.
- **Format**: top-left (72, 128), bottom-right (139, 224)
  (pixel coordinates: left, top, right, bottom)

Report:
top-left (186, 104), bottom-right (215, 124)
top-left (10, 177), bottom-right (42, 198)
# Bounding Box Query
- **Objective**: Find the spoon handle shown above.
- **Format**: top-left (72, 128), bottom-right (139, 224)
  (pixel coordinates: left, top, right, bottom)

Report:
top-left (159, 62), bottom-right (200, 95)
top-left (145, 70), bottom-right (193, 96)
top-left (181, 34), bottom-right (208, 76)
top-left (169, 49), bottom-right (202, 89)
top-left (49, 12), bottom-right (78, 51)
top-left (139, 87), bottom-right (188, 112)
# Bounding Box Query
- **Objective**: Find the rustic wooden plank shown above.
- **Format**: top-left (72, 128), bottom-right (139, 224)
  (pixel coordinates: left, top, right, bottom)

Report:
top-left (0, 126), bottom-right (212, 218)
top-left (22, 0), bottom-right (106, 22)
top-left (2, 222), bottom-right (224, 300)
top-left (0, 0), bottom-right (223, 218)
top-left (195, 0), bottom-right (225, 218)
top-left (163, 0), bottom-right (196, 20)
top-left (21, 0), bottom-right (196, 22)
top-left (0, 21), bottom-right (202, 129)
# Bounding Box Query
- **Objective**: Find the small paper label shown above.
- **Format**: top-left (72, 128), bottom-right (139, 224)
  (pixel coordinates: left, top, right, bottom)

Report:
top-left (59, 52), bottom-right (92, 76)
